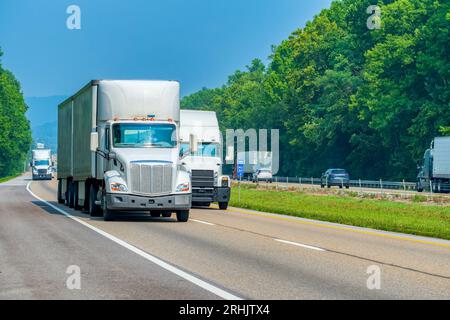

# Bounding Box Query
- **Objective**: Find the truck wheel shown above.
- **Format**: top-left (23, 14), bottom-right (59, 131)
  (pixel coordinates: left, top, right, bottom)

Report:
top-left (219, 202), bottom-right (228, 210)
top-left (162, 212), bottom-right (172, 218)
top-left (57, 180), bottom-right (64, 204)
top-left (176, 210), bottom-right (189, 222)
top-left (89, 185), bottom-right (102, 217)
top-left (103, 208), bottom-right (115, 221)
top-left (73, 182), bottom-right (82, 210)
top-left (68, 181), bottom-right (75, 208)
top-left (101, 190), bottom-right (115, 221)
top-left (150, 212), bottom-right (161, 218)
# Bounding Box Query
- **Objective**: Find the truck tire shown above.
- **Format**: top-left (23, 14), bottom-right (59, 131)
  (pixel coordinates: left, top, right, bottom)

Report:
top-left (88, 185), bottom-right (102, 217)
top-left (176, 210), bottom-right (189, 222)
top-left (416, 180), bottom-right (424, 192)
top-left (73, 182), bottom-right (82, 210)
top-left (219, 202), bottom-right (228, 210)
top-left (68, 181), bottom-right (75, 208)
top-left (150, 212), bottom-right (161, 218)
top-left (57, 180), bottom-right (64, 204)
top-left (102, 192), bottom-right (115, 221)
top-left (162, 212), bottom-right (172, 218)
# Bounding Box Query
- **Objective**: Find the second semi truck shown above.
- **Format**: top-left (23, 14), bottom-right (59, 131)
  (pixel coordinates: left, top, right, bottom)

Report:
top-left (57, 80), bottom-right (192, 221)
top-left (179, 110), bottom-right (231, 209)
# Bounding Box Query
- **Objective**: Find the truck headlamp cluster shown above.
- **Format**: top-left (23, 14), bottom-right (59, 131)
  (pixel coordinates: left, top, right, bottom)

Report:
top-left (176, 183), bottom-right (190, 192)
top-left (110, 183), bottom-right (128, 192)
top-left (221, 177), bottom-right (229, 187)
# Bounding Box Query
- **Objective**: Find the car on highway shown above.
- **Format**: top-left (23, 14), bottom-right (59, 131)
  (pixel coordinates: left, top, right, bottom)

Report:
top-left (252, 168), bottom-right (273, 183)
top-left (321, 169), bottom-right (350, 189)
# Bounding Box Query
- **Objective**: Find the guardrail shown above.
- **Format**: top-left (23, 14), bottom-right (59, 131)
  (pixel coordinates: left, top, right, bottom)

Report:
top-left (238, 176), bottom-right (417, 191)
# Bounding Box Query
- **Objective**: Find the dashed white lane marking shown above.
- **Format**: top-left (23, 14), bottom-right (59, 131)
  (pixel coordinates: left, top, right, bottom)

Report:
top-left (274, 239), bottom-right (326, 252)
top-left (26, 182), bottom-right (241, 300)
top-left (191, 219), bottom-right (215, 226)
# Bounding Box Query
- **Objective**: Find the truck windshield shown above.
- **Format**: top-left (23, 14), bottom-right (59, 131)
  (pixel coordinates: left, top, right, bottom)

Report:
top-left (113, 123), bottom-right (177, 148)
top-left (180, 143), bottom-right (219, 157)
top-left (34, 160), bottom-right (50, 166)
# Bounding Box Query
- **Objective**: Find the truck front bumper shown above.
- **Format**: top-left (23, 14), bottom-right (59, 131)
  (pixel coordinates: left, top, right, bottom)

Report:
top-left (32, 174), bottom-right (52, 180)
top-left (192, 187), bottom-right (231, 203)
top-left (105, 193), bottom-right (191, 211)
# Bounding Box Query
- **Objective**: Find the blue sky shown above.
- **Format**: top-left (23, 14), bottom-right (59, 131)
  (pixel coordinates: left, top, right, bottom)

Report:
top-left (0, 0), bottom-right (332, 98)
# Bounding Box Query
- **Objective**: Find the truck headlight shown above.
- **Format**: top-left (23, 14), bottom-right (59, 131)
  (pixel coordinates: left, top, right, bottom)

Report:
top-left (32, 169), bottom-right (38, 174)
top-left (176, 183), bottom-right (190, 192)
top-left (110, 183), bottom-right (128, 192)
top-left (221, 177), bottom-right (229, 187)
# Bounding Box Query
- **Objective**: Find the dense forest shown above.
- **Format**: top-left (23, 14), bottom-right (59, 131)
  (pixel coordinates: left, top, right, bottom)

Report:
top-left (181, 0), bottom-right (450, 180)
top-left (0, 48), bottom-right (32, 178)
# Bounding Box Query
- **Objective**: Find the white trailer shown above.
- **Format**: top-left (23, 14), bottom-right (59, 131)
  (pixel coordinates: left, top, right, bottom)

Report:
top-left (57, 80), bottom-right (192, 221)
top-left (417, 136), bottom-right (450, 193)
top-left (180, 110), bottom-right (231, 209)
top-left (31, 149), bottom-right (53, 180)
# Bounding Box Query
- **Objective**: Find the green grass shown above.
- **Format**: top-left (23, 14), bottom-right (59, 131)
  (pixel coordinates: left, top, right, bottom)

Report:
top-left (0, 174), bottom-right (19, 183)
top-left (230, 187), bottom-right (450, 240)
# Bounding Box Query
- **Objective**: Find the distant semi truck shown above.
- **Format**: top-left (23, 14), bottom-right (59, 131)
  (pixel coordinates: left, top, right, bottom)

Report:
top-left (180, 110), bottom-right (231, 209)
top-left (31, 149), bottom-right (53, 180)
top-left (417, 136), bottom-right (450, 193)
top-left (57, 80), bottom-right (192, 221)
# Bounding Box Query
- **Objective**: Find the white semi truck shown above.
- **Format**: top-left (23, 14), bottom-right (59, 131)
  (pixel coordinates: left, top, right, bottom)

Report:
top-left (57, 80), bottom-right (192, 221)
top-left (31, 149), bottom-right (53, 180)
top-left (180, 110), bottom-right (231, 209)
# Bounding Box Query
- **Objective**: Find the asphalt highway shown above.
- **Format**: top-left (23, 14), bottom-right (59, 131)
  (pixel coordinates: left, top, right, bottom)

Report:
top-left (1, 174), bottom-right (449, 299)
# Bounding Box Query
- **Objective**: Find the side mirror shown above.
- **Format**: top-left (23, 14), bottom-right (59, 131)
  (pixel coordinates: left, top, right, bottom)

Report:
top-left (108, 152), bottom-right (117, 161)
top-left (90, 132), bottom-right (99, 152)
top-left (189, 134), bottom-right (198, 154)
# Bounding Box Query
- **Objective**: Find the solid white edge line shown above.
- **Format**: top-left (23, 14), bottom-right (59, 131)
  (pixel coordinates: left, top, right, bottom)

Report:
top-left (274, 239), bottom-right (326, 252)
top-left (191, 219), bottom-right (215, 226)
top-left (26, 182), bottom-right (242, 300)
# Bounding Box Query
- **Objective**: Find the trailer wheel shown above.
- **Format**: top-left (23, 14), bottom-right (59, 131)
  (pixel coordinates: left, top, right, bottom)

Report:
top-left (73, 182), bottom-right (82, 210)
top-left (68, 181), bottom-right (75, 208)
top-left (176, 210), bottom-right (189, 222)
top-left (88, 185), bottom-right (102, 217)
top-left (57, 180), bottom-right (64, 204)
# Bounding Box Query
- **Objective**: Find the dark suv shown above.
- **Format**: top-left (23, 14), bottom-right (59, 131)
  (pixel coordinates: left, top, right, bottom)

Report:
top-left (321, 169), bottom-right (350, 189)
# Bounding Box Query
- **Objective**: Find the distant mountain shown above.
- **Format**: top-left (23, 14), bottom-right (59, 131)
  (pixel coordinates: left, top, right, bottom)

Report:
top-left (25, 95), bottom-right (67, 128)
top-left (26, 95), bottom-right (67, 153)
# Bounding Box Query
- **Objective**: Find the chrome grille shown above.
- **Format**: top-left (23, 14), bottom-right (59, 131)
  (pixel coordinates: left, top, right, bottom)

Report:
top-left (191, 170), bottom-right (215, 187)
top-left (130, 162), bottom-right (173, 195)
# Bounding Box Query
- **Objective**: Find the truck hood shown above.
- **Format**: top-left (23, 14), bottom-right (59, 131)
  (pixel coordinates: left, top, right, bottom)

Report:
top-left (182, 156), bottom-right (221, 171)
top-left (34, 165), bottom-right (51, 170)
top-left (113, 148), bottom-right (178, 165)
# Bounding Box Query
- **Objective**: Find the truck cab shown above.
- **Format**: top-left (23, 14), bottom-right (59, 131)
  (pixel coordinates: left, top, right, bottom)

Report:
top-left (57, 80), bottom-right (192, 221)
top-left (417, 137), bottom-right (450, 193)
top-left (180, 110), bottom-right (231, 210)
top-left (31, 149), bottom-right (53, 180)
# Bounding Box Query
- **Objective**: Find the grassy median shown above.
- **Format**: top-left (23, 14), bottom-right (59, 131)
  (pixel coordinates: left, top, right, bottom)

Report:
top-left (0, 174), bottom-right (19, 183)
top-left (229, 186), bottom-right (450, 240)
